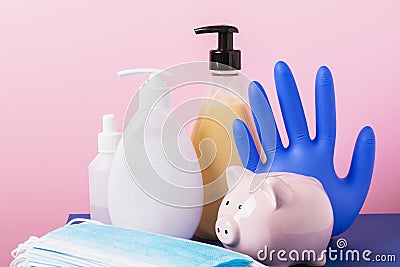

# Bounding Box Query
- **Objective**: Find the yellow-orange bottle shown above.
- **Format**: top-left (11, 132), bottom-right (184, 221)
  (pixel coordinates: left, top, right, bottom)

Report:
top-left (191, 25), bottom-right (261, 240)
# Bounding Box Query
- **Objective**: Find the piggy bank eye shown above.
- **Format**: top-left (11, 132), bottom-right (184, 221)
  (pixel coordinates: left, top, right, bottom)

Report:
top-left (238, 204), bottom-right (242, 209)
top-left (225, 200), bottom-right (230, 205)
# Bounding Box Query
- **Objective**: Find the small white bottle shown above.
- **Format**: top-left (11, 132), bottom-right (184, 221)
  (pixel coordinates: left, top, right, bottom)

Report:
top-left (89, 114), bottom-right (121, 224)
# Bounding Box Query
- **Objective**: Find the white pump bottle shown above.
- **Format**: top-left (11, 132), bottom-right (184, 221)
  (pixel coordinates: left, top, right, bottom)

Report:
top-left (108, 69), bottom-right (204, 239)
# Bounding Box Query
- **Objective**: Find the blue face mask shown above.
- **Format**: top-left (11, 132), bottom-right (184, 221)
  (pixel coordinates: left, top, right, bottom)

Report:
top-left (11, 220), bottom-right (262, 267)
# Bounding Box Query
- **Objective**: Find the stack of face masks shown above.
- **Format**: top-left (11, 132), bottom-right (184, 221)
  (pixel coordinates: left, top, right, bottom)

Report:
top-left (11, 221), bottom-right (263, 267)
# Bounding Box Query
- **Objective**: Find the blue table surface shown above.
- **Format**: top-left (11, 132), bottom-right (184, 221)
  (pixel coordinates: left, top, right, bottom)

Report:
top-left (67, 214), bottom-right (399, 266)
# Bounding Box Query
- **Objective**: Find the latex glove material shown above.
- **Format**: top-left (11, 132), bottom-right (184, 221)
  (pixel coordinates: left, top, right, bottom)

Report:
top-left (233, 61), bottom-right (376, 236)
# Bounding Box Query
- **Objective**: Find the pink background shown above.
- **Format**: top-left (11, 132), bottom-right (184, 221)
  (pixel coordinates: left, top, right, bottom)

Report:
top-left (1, 0), bottom-right (399, 264)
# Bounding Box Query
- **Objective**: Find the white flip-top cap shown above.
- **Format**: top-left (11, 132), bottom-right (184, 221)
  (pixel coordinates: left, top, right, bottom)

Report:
top-left (117, 68), bottom-right (172, 109)
top-left (98, 114), bottom-right (122, 153)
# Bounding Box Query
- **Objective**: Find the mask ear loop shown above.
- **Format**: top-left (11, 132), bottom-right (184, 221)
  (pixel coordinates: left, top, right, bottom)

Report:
top-left (66, 218), bottom-right (104, 226)
top-left (11, 219), bottom-right (104, 266)
top-left (11, 236), bottom-right (40, 258)
top-left (10, 255), bottom-right (27, 267)
top-left (10, 236), bottom-right (40, 267)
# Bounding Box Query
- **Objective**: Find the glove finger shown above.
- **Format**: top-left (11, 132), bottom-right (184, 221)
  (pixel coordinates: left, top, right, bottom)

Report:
top-left (274, 61), bottom-right (310, 145)
top-left (249, 81), bottom-right (283, 160)
top-left (330, 126), bottom-right (375, 236)
top-left (346, 126), bottom-right (376, 191)
top-left (233, 119), bottom-right (260, 172)
top-left (315, 66), bottom-right (336, 149)
top-left (249, 81), bottom-right (267, 143)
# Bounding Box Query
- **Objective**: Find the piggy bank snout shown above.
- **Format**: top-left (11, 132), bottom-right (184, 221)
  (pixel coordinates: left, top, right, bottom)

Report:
top-left (215, 216), bottom-right (240, 246)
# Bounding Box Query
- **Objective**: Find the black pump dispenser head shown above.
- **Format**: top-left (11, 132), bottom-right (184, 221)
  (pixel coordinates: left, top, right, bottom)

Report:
top-left (194, 25), bottom-right (241, 71)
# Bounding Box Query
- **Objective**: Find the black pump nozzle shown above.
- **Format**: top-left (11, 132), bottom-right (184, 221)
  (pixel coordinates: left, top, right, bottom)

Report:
top-left (194, 25), bottom-right (241, 70)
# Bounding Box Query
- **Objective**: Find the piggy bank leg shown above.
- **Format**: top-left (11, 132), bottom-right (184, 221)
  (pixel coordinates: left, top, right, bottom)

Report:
top-left (307, 252), bottom-right (326, 266)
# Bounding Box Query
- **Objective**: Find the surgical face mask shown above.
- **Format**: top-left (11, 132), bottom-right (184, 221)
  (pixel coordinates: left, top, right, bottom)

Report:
top-left (11, 220), bottom-right (264, 267)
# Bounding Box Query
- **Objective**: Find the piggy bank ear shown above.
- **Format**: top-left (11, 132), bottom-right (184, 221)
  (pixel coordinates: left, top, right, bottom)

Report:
top-left (262, 177), bottom-right (292, 210)
top-left (226, 165), bottom-right (248, 191)
top-left (249, 172), bottom-right (268, 193)
top-left (303, 176), bottom-right (324, 190)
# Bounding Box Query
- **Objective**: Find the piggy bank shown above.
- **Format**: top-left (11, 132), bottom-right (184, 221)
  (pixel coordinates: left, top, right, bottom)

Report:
top-left (216, 166), bottom-right (333, 266)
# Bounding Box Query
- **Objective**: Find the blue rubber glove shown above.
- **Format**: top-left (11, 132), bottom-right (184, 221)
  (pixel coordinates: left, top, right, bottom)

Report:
top-left (233, 61), bottom-right (376, 236)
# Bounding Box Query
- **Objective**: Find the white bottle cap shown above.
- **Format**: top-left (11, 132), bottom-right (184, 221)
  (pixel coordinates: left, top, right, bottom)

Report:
top-left (117, 68), bottom-right (172, 109)
top-left (98, 114), bottom-right (122, 153)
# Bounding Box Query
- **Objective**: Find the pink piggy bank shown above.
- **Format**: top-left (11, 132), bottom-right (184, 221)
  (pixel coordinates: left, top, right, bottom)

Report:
top-left (216, 166), bottom-right (333, 266)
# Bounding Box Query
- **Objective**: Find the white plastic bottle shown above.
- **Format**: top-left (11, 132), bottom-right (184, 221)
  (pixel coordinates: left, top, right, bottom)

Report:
top-left (108, 69), bottom-right (204, 239)
top-left (89, 114), bottom-right (121, 224)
